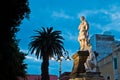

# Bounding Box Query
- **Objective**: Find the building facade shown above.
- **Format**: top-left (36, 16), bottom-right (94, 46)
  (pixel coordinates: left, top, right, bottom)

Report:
top-left (98, 45), bottom-right (120, 80)
top-left (90, 34), bottom-right (115, 61)
top-left (90, 34), bottom-right (120, 61)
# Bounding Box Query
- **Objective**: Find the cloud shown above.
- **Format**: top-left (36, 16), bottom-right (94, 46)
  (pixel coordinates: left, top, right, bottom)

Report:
top-left (51, 10), bottom-right (74, 19)
top-left (110, 12), bottom-right (120, 20)
top-left (20, 49), bottom-right (28, 53)
top-left (77, 10), bottom-right (94, 18)
top-left (90, 23), bottom-right (103, 31)
top-left (77, 5), bottom-right (120, 20)
top-left (25, 55), bottom-right (41, 62)
top-left (20, 49), bottom-right (41, 62)
top-left (77, 9), bottom-right (110, 19)
top-left (102, 6), bottom-right (120, 32)
top-left (63, 31), bottom-right (78, 41)
top-left (77, 5), bottom-right (120, 36)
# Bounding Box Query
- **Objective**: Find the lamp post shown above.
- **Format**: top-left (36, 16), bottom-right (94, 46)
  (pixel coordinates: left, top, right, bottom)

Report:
top-left (57, 57), bottom-right (62, 80)
top-left (50, 50), bottom-right (71, 80)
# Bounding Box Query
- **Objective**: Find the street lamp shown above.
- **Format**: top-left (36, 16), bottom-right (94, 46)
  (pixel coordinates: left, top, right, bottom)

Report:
top-left (50, 50), bottom-right (71, 80)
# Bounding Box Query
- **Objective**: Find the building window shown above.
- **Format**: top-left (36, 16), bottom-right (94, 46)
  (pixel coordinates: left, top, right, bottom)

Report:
top-left (107, 76), bottom-right (110, 80)
top-left (113, 57), bottom-right (118, 69)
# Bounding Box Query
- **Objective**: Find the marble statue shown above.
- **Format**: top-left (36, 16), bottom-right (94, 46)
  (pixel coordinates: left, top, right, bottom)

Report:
top-left (84, 45), bottom-right (97, 72)
top-left (78, 16), bottom-right (97, 72)
top-left (78, 16), bottom-right (89, 51)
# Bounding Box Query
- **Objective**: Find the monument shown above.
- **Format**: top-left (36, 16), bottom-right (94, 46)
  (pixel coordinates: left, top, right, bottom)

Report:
top-left (69, 16), bottom-right (105, 80)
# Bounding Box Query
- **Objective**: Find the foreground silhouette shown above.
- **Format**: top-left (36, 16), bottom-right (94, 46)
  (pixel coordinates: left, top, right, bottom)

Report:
top-left (29, 27), bottom-right (65, 80)
top-left (0, 0), bottom-right (30, 80)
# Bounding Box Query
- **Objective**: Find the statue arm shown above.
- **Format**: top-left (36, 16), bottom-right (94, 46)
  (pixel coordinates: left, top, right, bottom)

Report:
top-left (85, 21), bottom-right (89, 31)
top-left (78, 24), bottom-right (81, 30)
top-left (83, 21), bottom-right (89, 30)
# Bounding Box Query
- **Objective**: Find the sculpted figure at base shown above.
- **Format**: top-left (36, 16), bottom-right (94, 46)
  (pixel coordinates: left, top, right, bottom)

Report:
top-left (84, 45), bottom-right (97, 72)
top-left (78, 16), bottom-right (89, 51)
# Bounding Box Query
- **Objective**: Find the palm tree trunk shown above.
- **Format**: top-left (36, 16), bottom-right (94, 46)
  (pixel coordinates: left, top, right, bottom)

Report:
top-left (41, 55), bottom-right (50, 80)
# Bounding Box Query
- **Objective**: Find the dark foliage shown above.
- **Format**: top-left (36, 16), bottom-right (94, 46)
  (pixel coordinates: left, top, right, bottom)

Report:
top-left (0, 0), bottom-right (30, 80)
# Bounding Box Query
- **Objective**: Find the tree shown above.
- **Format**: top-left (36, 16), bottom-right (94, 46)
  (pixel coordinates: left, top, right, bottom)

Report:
top-left (1, 0), bottom-right (30, 43)
top-left (0, 0), bottom-right (30, 80)
top-left (0, 41), bottom-right (27, 80)
top-left (29, 27), bottom-right (65, 80)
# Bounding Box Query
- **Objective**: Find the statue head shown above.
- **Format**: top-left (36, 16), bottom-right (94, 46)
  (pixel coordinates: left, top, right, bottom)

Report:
top-left (80, 16), bottom-right (85, 21)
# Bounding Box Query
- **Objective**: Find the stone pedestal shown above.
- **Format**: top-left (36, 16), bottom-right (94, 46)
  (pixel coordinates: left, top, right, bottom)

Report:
top-left (69, 72), bottom-right (105, 80)
top-left (70, 51), bottom-right (89, 76)
top-left (69, 51), bottom-right (105, 80)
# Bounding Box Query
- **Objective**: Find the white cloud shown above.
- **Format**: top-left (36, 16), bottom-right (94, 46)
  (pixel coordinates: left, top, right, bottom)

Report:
top-left (77, 9), bottom-right (105, 18)
top-left (20, 49), bottom-right (41, 62)
top-left (77, 5), bottom-right (120, 34)
top-left (20, 49), bottom-right (28, 53)
top-left (77, 10), bottom-right (94, 18)
top-left (77, 5), bottom-right (120, 20)
top-left (67, 32), bottom-right (78, 40)
top-left (104, 20), bottom-right (120, 32)
top-left (63, 31), bottom-right (78, 41)
top-left (103, 6), bottom-right (120, 32)
top-left (51, 11), bottom-right (74, 19)
top-left (90, 23), bottom-right (103, 31)
top-left (110, 12), bottom-right (120, 20)
top-left (25, 55), bottom-right (41, 62)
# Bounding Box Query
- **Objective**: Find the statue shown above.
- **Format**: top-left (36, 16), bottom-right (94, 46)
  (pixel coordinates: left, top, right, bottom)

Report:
top-left (78, 16), bottom-right (89, 51)
top-left (78, 16), bottom-right (97, 72)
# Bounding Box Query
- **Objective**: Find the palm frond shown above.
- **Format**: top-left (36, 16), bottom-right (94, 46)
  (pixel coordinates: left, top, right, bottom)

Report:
top-left (28, 27), bottom-right (65, 59)
top-left (47, 27), bottom-right (53, 34)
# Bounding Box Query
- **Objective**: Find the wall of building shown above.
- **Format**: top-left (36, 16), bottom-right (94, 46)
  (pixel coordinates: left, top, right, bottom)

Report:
top-left (98, 46), bottom-right (120, 80)
top-left (98, 54), bottom-right (114, 80)
top-left (90, 34), bottom-right (115, 61)
top-left (112, 46), bottom-right (120, 80)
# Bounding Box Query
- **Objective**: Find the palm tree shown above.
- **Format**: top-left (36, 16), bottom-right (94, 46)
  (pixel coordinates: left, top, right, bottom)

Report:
top-left (28, 27), bottom-right (65, 80)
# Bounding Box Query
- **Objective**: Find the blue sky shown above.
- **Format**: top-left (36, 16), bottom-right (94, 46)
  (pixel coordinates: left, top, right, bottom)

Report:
top-left (17, 0), bottom-right (120, 76)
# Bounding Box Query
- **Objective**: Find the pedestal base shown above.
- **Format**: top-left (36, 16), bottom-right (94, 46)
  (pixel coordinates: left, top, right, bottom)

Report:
top-left (69, 72), bottom-right (105, 80)
top-left (70, 51), bottom-right (89, 75)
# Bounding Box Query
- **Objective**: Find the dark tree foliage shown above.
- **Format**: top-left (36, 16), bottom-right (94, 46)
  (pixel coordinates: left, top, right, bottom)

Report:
top-left (0, 0), bottom-right (30, 80)
top-left (0, 42), bottom-right (27, 80)
top-left (1, 0), bottom-right (30, 43)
